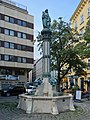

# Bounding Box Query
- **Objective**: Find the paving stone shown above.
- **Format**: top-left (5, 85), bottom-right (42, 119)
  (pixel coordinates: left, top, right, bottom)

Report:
top-left (0, 98), bottom-right (90, 120)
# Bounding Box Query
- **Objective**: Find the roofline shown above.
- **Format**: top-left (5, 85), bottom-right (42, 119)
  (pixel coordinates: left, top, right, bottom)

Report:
top-left (70, 0), bottom-right (87, 21)
top-left (34, 57), bottom-right (43, 65)
top-left (0, 0), bottom-right (27, 11)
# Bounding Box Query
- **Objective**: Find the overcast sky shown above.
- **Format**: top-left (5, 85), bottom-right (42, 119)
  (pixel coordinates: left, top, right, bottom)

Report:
top-left (13, 0), bottom-right (81, 60)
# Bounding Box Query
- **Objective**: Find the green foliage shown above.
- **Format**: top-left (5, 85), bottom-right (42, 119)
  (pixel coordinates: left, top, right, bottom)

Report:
top-left (84, 19), bottom-right (90, 43)
top-left (50, 18), bottom-right (86, 80)
top-left (36, 31), bottom-right (43, 55)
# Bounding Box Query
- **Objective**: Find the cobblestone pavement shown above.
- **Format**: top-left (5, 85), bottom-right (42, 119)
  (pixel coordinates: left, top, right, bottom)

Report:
top-left (0, 97), bottom-right (90, 120)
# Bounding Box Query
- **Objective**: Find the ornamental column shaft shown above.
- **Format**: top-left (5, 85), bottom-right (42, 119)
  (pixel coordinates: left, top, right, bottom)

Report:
top-left (41, 30), bottom-right (51, 78)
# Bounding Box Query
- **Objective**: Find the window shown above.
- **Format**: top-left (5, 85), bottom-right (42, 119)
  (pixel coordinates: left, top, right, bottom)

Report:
top-left (10, 43), bottom-right (14, 49)
top-left (17, 44), bottom-right (21, 50)
top-left (0, 69), bottom-right (12, 75)
top-left (0, 69), bottom-right (6, 74)
top-left (74, 34), bottom-right (79, 41)
top-left (10, 17), bottom-right (14, 23)
top-left (22, 21), bottom-right (26, 26)
top-left (5, 16), bottom-right (9, 22)
top-left (4, 55), bottom-right (9, 61)
top-left (15, 69), bottom-right (25, 75)
top-left (80, 15), bottom-right (84, 24)
top-left (10, 30), bottom-right (14, 36)
top-left (80, 28), bottom-right (84, 37)
top-left (17, 57), bottom-right (22, 62)
top-left (9, 55), bottom-right (14, 61)
top-left (22, 33), bottom-right (26, 39)
top-left (17, 20), bottom-right (22, 26)
top-left (4, 42), bottom-right (9, 48)
top-left (21, 45), bottom-right (26, 50)
top-left (17, 32), bottom-right (26, 39)
top-left (18, 32), bottom-right (22, 38)
top-left (88, 7), bottom-right (90, 17)
top-left (5, 15), bottom-right (14, 24)
top-left (74, 21), bottom-right (77, 29)
top-left (22, 58), bottom-right (26, 63)
top-left (5, 29), bottom-right (9, 35)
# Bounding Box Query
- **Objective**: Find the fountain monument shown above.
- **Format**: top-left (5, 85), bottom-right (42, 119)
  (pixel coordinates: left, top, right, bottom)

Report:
top-left (17, 9), bottom-right (75, 114)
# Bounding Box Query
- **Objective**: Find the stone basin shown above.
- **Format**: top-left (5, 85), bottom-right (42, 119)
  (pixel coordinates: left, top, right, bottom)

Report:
top-left (17, 94), bottom-right (75, 115)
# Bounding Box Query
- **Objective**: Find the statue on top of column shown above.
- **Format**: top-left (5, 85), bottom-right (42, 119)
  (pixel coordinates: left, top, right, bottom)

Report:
top-left (42, 9), bottom-right (51, 29)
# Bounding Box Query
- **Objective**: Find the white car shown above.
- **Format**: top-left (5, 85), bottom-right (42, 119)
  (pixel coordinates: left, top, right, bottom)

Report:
top-left (26, 86), bottom-right (36, 94)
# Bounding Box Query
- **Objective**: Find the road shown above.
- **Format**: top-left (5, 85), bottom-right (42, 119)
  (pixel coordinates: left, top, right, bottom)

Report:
top-left (0, 96), bottom-right (90, 120)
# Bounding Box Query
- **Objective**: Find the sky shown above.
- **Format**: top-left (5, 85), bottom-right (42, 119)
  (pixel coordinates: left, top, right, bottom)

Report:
top-left (12, 0), bottom-right (81, 60)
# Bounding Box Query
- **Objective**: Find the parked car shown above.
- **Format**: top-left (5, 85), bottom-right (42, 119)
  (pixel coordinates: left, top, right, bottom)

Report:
top-left (25, 82), bottom-right (34, 88)
top-left (0, 85), bottom-right (26, 96)
top-left (26, 85), bottom-right (36, 94)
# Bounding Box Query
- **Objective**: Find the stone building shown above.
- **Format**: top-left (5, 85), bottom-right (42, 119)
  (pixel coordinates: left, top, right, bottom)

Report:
top-left (70, 0), bottom-right (90, 91)
top-left (0, 0), bottom-right (34, 88)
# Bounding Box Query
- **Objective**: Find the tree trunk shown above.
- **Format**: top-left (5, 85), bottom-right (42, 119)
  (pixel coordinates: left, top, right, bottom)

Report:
top-left (57, 65), bottom-right (61, 92)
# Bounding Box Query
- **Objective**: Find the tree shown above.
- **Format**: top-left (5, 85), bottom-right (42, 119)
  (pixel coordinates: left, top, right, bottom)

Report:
top-left (37, 17), bottom-right (87, 92)
top-left (50, 17), bottom-right (87, 91)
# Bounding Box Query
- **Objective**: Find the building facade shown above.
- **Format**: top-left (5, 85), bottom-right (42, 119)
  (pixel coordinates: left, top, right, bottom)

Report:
top-left (70, 0), bottom-right (90, 34)
top-left (32, 58), bottom-right (43, 82)
top-left (32, 57), bottom-right (58, 83)
top-left (0, 0), bottom-right (34, 88)
top-left (70, 0), bottom-right (90, 91)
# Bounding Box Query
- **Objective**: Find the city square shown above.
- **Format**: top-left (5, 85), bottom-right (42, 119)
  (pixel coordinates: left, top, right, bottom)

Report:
top-left (0, 0), bottom-right (90, 119)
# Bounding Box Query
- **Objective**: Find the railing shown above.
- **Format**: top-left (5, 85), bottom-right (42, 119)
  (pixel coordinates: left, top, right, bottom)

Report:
top-left (1, 0), bottom-right (27, 10)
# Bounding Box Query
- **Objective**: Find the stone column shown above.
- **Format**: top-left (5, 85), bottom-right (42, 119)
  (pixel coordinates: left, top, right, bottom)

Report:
top-left (41, 29), bottom-right (53, 96)
top-left (35, 29), bottom-right (53, 96)
top-left (41, 28), bottom-right (52, 79)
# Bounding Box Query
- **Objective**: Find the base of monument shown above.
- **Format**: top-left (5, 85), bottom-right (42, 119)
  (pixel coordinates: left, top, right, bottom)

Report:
top-left (17, 94), bottom-right (75, 115)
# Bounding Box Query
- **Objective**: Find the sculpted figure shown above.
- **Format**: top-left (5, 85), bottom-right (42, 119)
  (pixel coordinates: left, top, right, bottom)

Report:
top-left (42, 9), bottom-right (51, 29)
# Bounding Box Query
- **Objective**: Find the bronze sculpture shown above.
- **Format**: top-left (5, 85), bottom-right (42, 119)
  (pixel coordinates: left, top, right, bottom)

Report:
top-left (42, 9), bottom-right (51, 29)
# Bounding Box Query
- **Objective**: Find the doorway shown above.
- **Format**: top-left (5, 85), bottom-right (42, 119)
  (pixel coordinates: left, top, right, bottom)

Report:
top-left (87, 83), bottom-right (90, 91)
